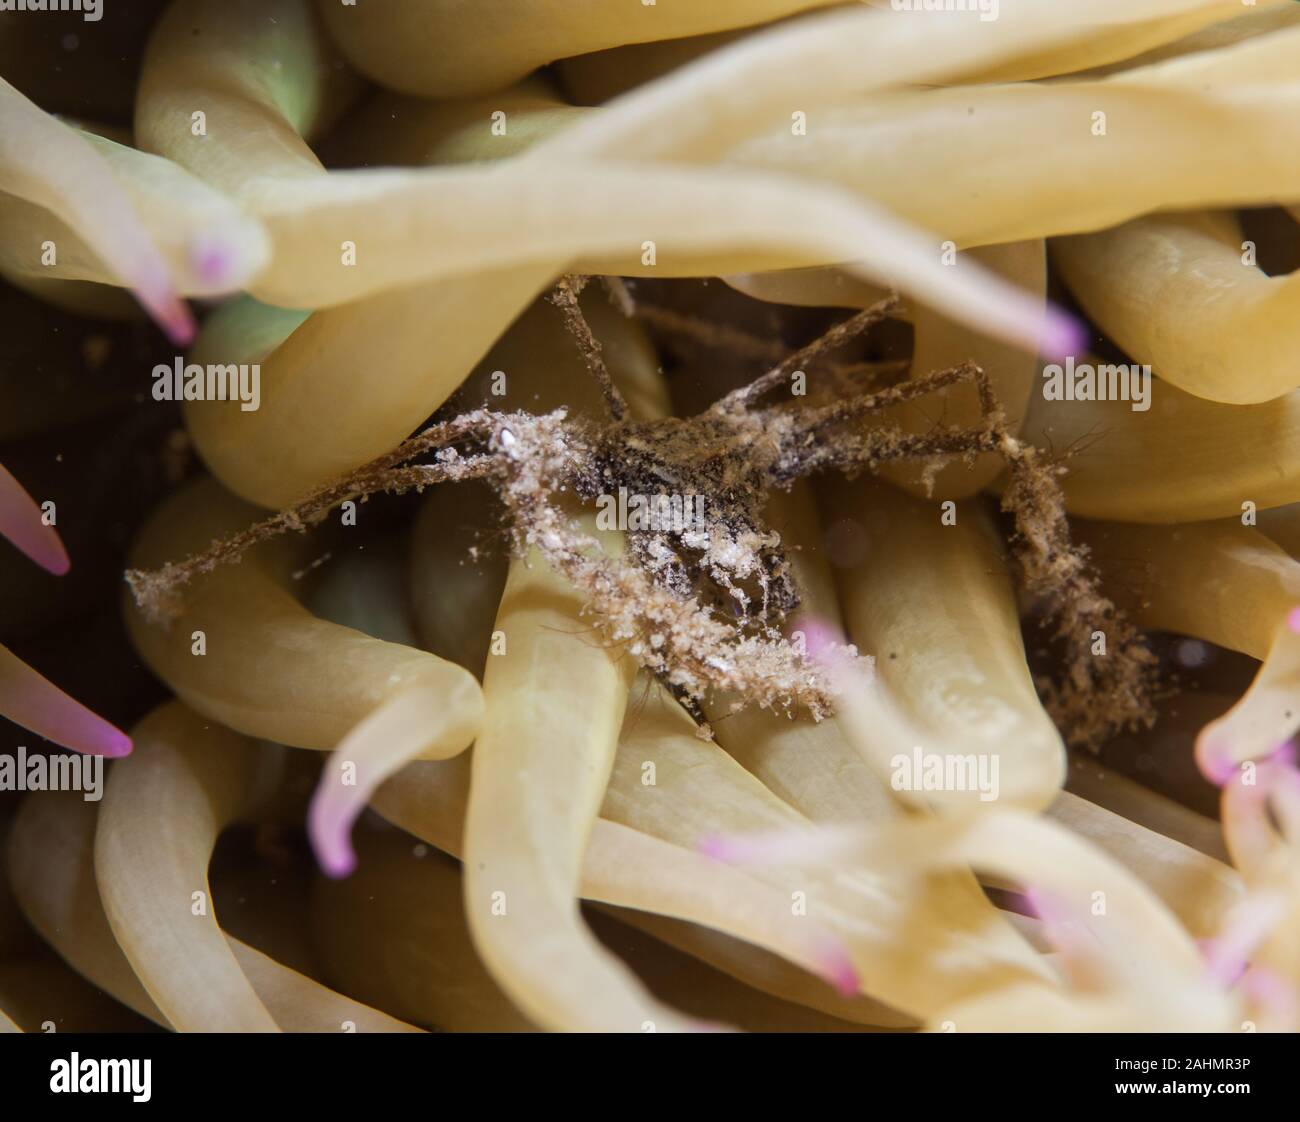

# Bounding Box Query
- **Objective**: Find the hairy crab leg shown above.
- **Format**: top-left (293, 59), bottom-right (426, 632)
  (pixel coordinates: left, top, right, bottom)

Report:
top-left (1075, 518), bottom-right (1300, 779)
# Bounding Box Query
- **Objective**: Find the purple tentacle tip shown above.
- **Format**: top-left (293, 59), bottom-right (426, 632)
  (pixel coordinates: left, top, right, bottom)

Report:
top-left (0, 645), bottom-right (133, 757)
top-left (0, 461), bottom-right (71, 575)
top-left (817, 940), bottom-right (861, 997)
top-left (1040, 305), bottom-right (1089, 363)
top-left (1196, 731), bottom-right (1238, 788)
top-left (308, 788), bottom-right (360, 879)
top-left (696, 833), bottom-right (733, 862)
top-left (190, 235), bottom-right (234, 288)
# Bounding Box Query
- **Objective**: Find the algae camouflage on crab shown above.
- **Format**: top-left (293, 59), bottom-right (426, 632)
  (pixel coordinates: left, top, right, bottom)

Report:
top-left (0, 0), bottom-right (1297, 1046)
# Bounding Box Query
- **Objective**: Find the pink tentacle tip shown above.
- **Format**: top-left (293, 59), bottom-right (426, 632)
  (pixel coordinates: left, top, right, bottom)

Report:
top-left (1199, 937), bottom-right (1248, 989)
top-left (1202, 893), bottom-right (1287, 988)
top-left (697, 833), bottom-right (739, 863)
top-left (1022, 886), bottom-right (1087, 950)
top-left (1039, 305), bottom-right (1089, 363)
top-left (0, 462), bottom-right (71, 575)
top-left (15, 527), bottom-right (70, 577)
top-left (49, 710), bottom-right (132, 759)
top-left (316, 839), bottom-right (358, 881)
top-left (1266, 740), bottom-right (1297, 768)
top-left (95, 726), bottom-right (133, 759)
top-left (308, 798), bottom-right (358, 879)
top-left (1022, 885), bottom-right (1093, 970)
top-left (799, 616), bottom-right (844, 664)
top-left (0, 650), bottom-right (133, 757)
top-left (815, 939), bottom-right (861, 997)
top-left (1287, 606), bottom-right (1300, 635)
top-left (158, 299), bottom-right (197, 348)
top-left (189, 234), bottom-right (235, 288)
top-left (1020, 885), bottom-right (1048, 921)
top-left (132, 270), bottom-right (195, 347)
top-left (798, 617), bottom-right (862, 685)
top-left (42, 546), bottom-right (71, 577)
top-left (1195, 731), bottom-right (1239, 788)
